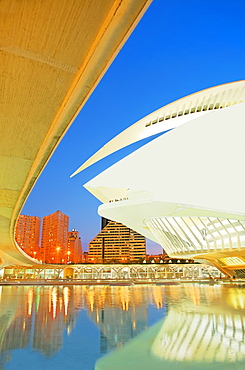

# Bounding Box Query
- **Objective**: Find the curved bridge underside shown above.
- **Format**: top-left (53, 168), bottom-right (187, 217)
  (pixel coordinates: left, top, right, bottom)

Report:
top-left (0, 0), bottom-right (151, 266)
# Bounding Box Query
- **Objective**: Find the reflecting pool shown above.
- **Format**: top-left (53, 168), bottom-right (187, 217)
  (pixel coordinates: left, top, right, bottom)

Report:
top-left (0, 284), bottom-right (244, 369)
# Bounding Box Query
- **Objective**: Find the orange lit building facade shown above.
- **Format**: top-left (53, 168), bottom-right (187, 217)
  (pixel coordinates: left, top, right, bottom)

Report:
top-left (41, 210), bottom-right (69, 264)
top-left (15, 215), bottom-right (40, 259)
top-left (67, 229), bottom-right (83, 264)
top-left (88, 219), bottom-right (146, 263)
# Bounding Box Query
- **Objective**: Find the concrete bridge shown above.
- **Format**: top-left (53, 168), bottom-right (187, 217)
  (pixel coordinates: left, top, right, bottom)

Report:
top-left (0, 0), bottom-right (152, 266)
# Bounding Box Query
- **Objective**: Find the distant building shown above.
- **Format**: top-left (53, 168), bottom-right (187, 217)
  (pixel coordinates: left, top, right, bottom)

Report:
top-left (145, 254), bottom-right (194, 264)
top-left (145, 254), bottom-right (167, 263)
top-left (41, 210), bottom-right (69, 263)
top-left (67, 229), bottom-right (83, 263)
top-left (101, 217), bottom-right (110, 229)
top-left (15, 215), bottom-right (40, 259)
top-left (88, 218), bottom-right (146, 263)
top-left (83, 251), bottom-right (89, 263)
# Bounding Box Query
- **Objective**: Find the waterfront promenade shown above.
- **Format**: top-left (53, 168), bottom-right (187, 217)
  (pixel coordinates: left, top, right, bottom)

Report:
top-left (0, 277), bottom-right (240, 287)
top-left (0, 262), bottom-right (237, 288)
top-left (1, 263), bottom-right (224, 282)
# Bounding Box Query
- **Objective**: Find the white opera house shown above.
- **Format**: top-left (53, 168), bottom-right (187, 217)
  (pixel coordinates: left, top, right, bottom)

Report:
top-left (73, 81), bottom-right (245, 278)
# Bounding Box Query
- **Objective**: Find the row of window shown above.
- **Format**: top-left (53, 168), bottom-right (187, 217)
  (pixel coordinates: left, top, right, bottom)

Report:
top-left (144, 101), bottom-right (239, 128)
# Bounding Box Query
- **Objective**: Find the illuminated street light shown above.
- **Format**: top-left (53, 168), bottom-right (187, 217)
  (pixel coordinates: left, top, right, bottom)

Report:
top-left (67, 250), bottom-right (71, 264)
top-left (56, 247), bottom-right (60, 263)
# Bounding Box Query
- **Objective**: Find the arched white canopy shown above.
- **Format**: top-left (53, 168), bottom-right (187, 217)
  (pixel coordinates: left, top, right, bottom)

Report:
top-left (72, 80), bottom-right (245, 176)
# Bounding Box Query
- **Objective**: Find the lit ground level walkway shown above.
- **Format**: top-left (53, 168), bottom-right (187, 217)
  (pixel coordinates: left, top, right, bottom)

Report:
top-left (0, 263), bottom-right (226, 282)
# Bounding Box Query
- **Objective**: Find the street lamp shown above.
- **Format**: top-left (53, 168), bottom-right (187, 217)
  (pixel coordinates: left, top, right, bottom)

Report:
top-left (67, 250), bottom-right (71, 264)
top-left (56, 247), bottom-right (60, 263)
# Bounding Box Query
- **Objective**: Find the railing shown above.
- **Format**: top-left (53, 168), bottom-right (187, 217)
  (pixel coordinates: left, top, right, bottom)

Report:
top-left (146, 216), bottom-right (245, 257)
top-left (1, 264), bottom-right (224, 282)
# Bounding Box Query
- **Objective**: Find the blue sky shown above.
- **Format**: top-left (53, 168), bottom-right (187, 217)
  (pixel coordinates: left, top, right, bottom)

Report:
top-left (22, 0), bottom-right (245, 252)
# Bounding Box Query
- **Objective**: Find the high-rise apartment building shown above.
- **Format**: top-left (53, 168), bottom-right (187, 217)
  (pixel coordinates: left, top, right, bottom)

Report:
top-left (15, 215), bottom-right (40, 258)
top-left (88, 218), bottom-right (146, 263)
top-left (41, 210), bottom-right (69, 264)
top-left (67, 229), bottom-right (83, 263)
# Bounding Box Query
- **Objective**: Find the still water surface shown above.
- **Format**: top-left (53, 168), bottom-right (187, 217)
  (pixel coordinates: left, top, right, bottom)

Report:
top-left (0, 284), bottom-right (244, 369)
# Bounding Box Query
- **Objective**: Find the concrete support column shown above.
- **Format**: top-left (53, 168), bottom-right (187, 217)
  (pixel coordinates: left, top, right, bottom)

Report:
top-left (199, 266), bottom-right (202, 278)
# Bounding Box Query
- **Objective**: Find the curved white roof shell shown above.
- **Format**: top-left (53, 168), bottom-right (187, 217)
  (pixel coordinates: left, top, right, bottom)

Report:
top-left (83, 82), bottom-right (245, 262)
top-left (84, 88), bottom-right (245, 217)
top-left (72, 80), bottom-right (245, 175)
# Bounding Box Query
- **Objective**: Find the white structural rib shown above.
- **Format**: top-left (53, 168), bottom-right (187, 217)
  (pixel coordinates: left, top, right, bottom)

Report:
top-left (71, 80), bottom-right (245, 176)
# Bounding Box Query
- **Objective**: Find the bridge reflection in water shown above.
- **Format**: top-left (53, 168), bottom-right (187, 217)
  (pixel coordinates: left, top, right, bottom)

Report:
top-left (96, 284), bottom-right (245, 370)
top-left (0, 284), bottom-right (244, 369)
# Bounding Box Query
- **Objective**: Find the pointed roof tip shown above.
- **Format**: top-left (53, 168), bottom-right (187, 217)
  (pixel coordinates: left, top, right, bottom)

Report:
top-left (70, 170), bottom-right (78, 178)
top-left (70, 162), bottom-right (90, 177)
top-left (70, 167), bottom-right (82, 178)
top-left (70, 149), bottom-right (105, 177)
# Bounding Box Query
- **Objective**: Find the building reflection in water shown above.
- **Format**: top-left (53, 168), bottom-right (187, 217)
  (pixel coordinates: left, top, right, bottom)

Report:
top-left (0, 284), bottom-right (244, 369)
top-left (151, 306), bottom-right (245, 363)
top-left (0, 285), bottom-right (164, 366)
top-left (96, 285), bottom-right (245, 370)
top-left (151, 285), bottom-right (245, 365)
